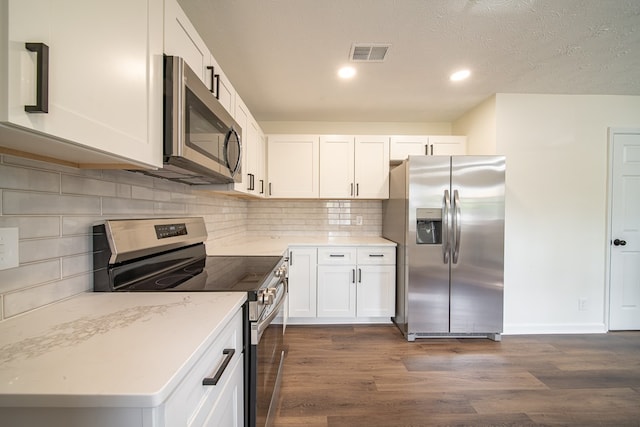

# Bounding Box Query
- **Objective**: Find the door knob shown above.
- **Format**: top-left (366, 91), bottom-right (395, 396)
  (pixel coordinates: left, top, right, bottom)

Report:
top-left (613, 239), bottom-right (627, 246)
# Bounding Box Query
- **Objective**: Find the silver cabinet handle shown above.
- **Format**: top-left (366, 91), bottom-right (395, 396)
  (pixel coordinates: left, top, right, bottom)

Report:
top-left (443, 189), bottom-right (450, 264)
top-left (329, 254), bottom-right (345, 257)
top-left (202, 348), bottom-right (235, 386)
top-left (358, 268), bottom-right (362, 283)
top-left (452, 189), bottom-right (461, 264)
top-left (352, 269), bottom-right (356, 283)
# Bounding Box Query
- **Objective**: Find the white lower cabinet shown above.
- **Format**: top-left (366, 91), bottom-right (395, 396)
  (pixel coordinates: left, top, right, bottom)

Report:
top-left (1, 307), bottom-right (245, 427)
top-left (290, 245), bottom-right (396, 323)
top-left (287, 247), bottom-right (318, 318)
top-left (164, 309), bottom-right (244, 426)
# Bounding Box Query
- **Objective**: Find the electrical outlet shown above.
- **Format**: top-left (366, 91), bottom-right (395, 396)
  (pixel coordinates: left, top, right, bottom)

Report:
top-left (356, 216), bottom-right (363, 226)
top-left (0, 228), bottom-right (19, 270)
top-left (578, 298), bottom-right (587, 311)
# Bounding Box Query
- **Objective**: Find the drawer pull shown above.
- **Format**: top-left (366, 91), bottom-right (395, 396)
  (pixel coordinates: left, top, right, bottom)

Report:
top-left (329, 254), bottom-right (345, 258)
top-left (368, 254), bottom-right (385, 257)
top-left (202, 348), bottom-right (235, 386)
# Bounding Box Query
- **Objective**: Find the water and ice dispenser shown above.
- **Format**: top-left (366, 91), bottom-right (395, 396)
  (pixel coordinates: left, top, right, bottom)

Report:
top-left (416, 208), bottom-right (442, 244)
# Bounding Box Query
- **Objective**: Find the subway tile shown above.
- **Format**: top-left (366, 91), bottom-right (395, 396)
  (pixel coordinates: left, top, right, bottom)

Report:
top-left (0, 164), bottom-right (60, 192)
top-left (62, 254), bottom-right (92, 278)
top-left (0, 216), bottom-right (60, 239)
top-left (116, 183), bottom-right (132, 198)
top-left (61, 174), bottom-right (117, 197)
top-left (2, 191), bottom-right (101, 215)
top-left (0, 260), bottom-right (61, 293)
top-left (101, 197), bottom-right (155, 215)
top-left (19, 236), bottom-right (90, 264)
top-left (154, 201), bottom-right (187, 215)
top-left (131, 185), bottom-right (156, 200)
top-left (3, 274), bottom-right (91, 318)
top-left (62, 216), bottom-right (106, 235)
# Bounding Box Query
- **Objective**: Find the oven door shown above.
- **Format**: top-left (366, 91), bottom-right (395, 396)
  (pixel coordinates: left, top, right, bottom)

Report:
top-left (250, 278), bottom-right (287, 427)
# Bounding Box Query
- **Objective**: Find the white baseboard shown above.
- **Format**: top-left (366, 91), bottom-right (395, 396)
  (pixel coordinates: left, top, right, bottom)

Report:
top-left (504, 322), bottom-right (607, 335)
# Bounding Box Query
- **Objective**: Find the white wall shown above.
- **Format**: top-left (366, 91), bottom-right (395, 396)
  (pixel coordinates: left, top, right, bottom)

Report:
top-left (488, 94), bottom-right (640, 334)
top-left (452, 95), bottom-right (496, 154)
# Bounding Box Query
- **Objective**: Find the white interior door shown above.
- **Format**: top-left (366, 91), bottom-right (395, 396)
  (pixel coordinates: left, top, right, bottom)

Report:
top-left (609, 129), bottom-right (640, 330)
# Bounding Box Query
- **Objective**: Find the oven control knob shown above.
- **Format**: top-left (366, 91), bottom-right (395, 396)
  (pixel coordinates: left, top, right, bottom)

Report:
top-left (275, 267), bottom-right (285, 278)
top-left (259, 288), bottom-right (276, 305)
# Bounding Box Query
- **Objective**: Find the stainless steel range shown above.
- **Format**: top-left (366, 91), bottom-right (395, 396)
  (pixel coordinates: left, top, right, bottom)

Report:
top-left (93, 217), bottom-right (287, 427)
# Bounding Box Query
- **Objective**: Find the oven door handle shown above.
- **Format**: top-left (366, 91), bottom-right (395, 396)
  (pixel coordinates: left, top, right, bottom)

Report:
top-left (255, 280), bottom-right (287, 342)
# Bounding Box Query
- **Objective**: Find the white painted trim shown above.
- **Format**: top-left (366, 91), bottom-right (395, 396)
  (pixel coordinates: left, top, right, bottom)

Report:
top-left (605, 127), bottom-right (640, 332)
top-left (504, 322), bottom-right (607, 335)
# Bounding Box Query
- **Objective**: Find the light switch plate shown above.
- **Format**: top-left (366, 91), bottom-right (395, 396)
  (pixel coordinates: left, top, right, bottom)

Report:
top-left (0, 228), bottom-right (19, 270)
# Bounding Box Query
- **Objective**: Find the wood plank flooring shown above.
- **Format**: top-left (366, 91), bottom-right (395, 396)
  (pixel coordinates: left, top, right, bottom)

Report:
top-left (273, 325), bottom-right (640, 426)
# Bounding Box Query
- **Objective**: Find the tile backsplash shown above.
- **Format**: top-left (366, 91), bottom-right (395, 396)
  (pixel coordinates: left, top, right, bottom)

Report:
top-left (0, 154), bottom-right (382, 321)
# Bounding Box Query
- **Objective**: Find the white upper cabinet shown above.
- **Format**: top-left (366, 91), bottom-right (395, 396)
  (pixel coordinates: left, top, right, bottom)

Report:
top-left (354, 136), bottom-right (390, 198)
top-left (319, 135), bottom-right (389, 199)
top-left (164, 0), bottom-right (235, 116)
top-left (267, 134), bottom-right (319, 198)
top-left (319, 135), bottom-right (354, 198)
top-left (218, 95), bottom-right (265, 197)
top-left (390, 135), bottom-right (467, 161)
top-left (430, 135), bottom-right (467, 155)
top-left (0, 0), bottom-right (163, 168)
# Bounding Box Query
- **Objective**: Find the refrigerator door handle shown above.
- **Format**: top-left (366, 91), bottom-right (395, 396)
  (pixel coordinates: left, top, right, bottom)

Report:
top-left (452, 189), bottom-right (461, 264)
top-left (443, 189), bottom-right (451, 264)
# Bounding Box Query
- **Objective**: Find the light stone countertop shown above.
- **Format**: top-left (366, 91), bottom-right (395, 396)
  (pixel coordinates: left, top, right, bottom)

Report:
top-left (0, 292), bottom-right (246, 408)
top-left (206, 235), bottom-right (396, 256)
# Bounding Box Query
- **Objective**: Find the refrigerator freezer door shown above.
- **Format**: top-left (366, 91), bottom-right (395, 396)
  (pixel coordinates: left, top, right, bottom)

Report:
top-left (450, 156), bottom-right (505, 333)
top-left (407, 156), bottom-right (452, 334)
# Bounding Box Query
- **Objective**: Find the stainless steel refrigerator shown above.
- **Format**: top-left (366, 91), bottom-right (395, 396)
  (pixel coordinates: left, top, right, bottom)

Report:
top-left (383, 156), bottom-right (505, 341)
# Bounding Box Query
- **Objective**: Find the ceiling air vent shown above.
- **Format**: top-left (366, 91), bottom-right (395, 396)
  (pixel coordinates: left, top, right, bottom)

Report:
top-left (349, 43), bottom-right (391, 62)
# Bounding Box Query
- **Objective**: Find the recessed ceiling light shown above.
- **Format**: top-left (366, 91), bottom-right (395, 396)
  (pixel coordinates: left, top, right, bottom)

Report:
top-left (450, 69), bottom-right (471, 81)
top-left (338, 66), bottom-right (356, 79)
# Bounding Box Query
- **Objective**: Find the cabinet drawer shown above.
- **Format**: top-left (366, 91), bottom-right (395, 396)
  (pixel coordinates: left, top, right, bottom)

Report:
top-left (356, 247), bottom-right (396, 265)
top-left (164, 309), bottom-right (243, 426)
top-left (317, 247), bottom-right (357, 265)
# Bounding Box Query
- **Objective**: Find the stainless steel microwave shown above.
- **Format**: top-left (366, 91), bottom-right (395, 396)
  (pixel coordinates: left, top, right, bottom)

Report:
top-left (138, 56), bottom-right (242, 185)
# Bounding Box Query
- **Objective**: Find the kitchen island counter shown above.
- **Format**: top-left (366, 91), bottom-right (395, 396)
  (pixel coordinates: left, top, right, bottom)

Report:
top-left (0, 292), bottom-right (246, 409)
top-left (206, 235), bottom-right (395, 257)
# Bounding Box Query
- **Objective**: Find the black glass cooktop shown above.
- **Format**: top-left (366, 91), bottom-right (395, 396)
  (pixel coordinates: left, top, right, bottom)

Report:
top-left (115, 253), bottom-right (283, 294)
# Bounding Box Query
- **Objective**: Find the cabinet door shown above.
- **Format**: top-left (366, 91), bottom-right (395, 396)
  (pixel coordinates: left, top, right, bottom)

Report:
top-left (209, 54), bottom-right (235, 116)
top-left (267, 135), bottom-right (319, 198)
top-left (317, 265), bottom-right (356, 318)
top-left (319, 135), bottom-right (354, 198)
top-left (288, 248), bottom-right (317, 318)
top-left (354, 136), bottom-right (389, 198)
top-left (357, 265), bottom-right (396, 317)
top-left (3, 0), bottom-right (163, 168)
top-left (164, 0), bottom-right (210, 83)
top-left (256, 128), bottom-right (267, 197)
top-left (199, 355), bottom-right (244, 427)
top-left (430, 135), bottom-right (467, 155)
top-left (389, 136), bottom-right (429, 161)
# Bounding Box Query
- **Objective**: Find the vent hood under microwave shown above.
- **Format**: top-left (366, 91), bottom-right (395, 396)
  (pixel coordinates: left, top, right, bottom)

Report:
top-left (134, 56), bottom-right (242, 185)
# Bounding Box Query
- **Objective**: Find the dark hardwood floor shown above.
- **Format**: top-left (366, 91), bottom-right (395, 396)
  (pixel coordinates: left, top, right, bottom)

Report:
top-left (273, 325), bottom-right (640, 427)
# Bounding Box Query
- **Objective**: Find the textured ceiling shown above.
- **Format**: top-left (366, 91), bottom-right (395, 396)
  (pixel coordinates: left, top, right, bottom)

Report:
top-left (177, 0), bottom-right (640, 123)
